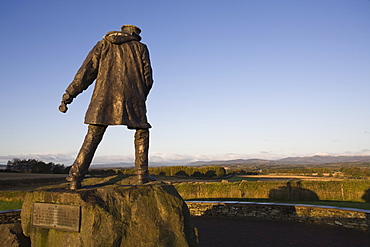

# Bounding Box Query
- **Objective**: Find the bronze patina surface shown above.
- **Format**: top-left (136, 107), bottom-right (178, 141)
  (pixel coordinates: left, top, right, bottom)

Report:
top-left (59, 25), bottom-right (155, 189)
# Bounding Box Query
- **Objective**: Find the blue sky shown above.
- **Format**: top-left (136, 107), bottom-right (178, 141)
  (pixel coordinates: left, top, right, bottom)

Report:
top-left (0, 0), bottom-right (369, 166)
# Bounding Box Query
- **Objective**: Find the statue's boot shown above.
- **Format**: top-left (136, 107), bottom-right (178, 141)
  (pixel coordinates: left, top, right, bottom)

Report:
top-left (67, 124), bottom-right (107, 190)
top-left (135, 129), bottom-right (156, 184)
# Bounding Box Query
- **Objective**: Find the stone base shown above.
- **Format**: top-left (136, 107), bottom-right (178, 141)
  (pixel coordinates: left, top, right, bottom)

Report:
top-left (21, 184), bottom-right (198, 247)
top-left (0, 223), bottom-right (31, 247)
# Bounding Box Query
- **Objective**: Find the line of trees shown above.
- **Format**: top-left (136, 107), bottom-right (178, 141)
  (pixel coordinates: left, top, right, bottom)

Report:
top-left (90, 166), bottom-right (227, 178)
top-left (339, 167), bottom-right (370, 178)
top-left (228, 165), bottom-right (370, 179)
top-left (148, 166), bottom-right (227, 178)
top-left (5, 158), bottom-right (68, 174)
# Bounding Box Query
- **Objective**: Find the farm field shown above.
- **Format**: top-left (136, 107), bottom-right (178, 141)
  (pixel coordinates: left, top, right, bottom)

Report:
top-left (230, 174), bottom-right (345, 182)
top-left (0, 172), bottom-right (69, 192)
top-left (1, 172), bottom-right (370, 211)
top-left (0, 172), bottom-right (348, 183)
top-left (0, 173), bottom-right (67, 180)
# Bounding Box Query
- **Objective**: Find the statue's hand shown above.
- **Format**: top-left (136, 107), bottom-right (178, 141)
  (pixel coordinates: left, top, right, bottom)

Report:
top-left (62, 92), bottom-right (74, 104)
top-left (59, 102), bottom-right (68, 113)
top-left (59, 92), bottom-right (73, 113)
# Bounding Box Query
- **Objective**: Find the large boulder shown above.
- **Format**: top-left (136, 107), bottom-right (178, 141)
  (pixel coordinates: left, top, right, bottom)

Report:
top-left (0, 223), bottom-right (31, 247)
top-left (21, 184), bottom-right (198, 247)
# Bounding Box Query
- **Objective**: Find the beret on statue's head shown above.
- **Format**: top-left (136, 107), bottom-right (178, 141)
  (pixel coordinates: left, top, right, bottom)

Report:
top-left (121, 25), bottom-right (141, 35)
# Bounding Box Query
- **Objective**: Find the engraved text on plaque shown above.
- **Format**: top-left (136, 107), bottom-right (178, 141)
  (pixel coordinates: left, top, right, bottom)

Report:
top-left (32, 202), bottom-right (81, 232)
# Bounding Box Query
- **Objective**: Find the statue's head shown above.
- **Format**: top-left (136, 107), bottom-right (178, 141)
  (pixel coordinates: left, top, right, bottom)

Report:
top-left (121, 25), bottom-right (141, 36)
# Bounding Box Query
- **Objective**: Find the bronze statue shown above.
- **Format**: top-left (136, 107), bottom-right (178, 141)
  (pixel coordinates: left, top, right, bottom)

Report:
top-left (59, 25), bottom-right (155, 190)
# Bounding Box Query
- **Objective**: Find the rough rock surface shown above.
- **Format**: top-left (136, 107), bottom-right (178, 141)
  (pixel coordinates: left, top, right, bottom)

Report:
top-left (21, 184), bottom-right (198, 247)
top-left (0, 223), bottom-right (31, 247)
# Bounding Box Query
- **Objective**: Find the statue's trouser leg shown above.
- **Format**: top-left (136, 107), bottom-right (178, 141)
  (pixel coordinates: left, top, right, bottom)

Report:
top-left (134, 129), bottom-right (150, 183)
top-left (68, 124), bottom-right (107, 182)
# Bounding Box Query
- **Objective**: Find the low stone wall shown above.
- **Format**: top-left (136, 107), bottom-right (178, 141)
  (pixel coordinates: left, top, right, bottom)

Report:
top-left (186, 201), bottom-right (370, 232)
top-left (0, 209), bottom-right (21, 224)
top-left (2, 202), bottom-right (370, 232)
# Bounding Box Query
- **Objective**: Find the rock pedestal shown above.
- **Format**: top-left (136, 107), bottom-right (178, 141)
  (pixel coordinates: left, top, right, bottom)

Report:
top-left (21, 184), bottom-right (198, 247)
top-left (0, 223), bottom-right (31, 247)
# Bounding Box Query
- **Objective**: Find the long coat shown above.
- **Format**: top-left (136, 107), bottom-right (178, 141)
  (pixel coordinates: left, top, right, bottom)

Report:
top-left (65, 31), bottom-right (153, 129)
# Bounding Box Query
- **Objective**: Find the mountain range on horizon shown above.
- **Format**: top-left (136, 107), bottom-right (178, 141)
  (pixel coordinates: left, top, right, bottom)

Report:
top-left (186, 155), bottom-right (370, 166)
top-left (1, 154), bottom-right (369, 169)
top-left (91, 154), bottom-right (370, 168)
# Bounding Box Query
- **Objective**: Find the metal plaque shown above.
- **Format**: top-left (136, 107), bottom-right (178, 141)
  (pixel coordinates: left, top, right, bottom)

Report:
top-left (32, 202), bottom-right (81, 232)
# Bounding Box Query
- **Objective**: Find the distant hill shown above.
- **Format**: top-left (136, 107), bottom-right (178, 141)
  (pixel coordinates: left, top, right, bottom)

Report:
top-left (276, 155), bottom-right (370, 164)
top-left (90, 161), bottom-right (180, 169)
top-left (90, 162), bottom-right (133, 169)
top-left (187, 155), bottom-right (370, 166)
top-left (187, 159), bottom-right (271, 166)
top-left (81, 155), bottom-right (370, 169)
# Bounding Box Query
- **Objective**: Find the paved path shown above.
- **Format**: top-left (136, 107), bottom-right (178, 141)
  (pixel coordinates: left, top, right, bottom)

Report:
top-left (192, 216), bottom-right (370, 247)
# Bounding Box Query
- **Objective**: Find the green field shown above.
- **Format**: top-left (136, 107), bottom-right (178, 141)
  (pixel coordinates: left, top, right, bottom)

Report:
top-left (0, 200), bottom-right (22, 211)
top-left (1, 173), bottom-right (370, 211)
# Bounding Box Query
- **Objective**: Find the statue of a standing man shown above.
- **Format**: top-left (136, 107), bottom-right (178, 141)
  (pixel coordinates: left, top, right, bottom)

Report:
top-left (59, 25), bottom-right (155, 190)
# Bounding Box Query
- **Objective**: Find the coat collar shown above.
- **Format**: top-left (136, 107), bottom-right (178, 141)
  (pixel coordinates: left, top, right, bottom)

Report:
top-left (103, 31), bottom-right (141, 44)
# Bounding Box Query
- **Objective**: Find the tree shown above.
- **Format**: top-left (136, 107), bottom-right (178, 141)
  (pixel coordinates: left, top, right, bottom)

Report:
top-left (5, 158), bottom-right (66, 174)
top-left (215, 167), bottom-right (226, 178)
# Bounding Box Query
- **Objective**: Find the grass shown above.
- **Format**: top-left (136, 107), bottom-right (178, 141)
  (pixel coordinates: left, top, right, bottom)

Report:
top-left (228, 177), bottom-right (260, 182)
top-left (174, 180), bottom-right (370, 202)
top-left (2, 173), bottom-right (370, 211)
top-left (0, 200), bottom-right (22, 211)
top-left (0, 191), bottom-right (27, 202)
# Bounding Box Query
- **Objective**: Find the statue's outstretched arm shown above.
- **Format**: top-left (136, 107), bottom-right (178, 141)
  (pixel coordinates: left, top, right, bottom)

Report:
top-left (58, 41), bottom-right (102, 113)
